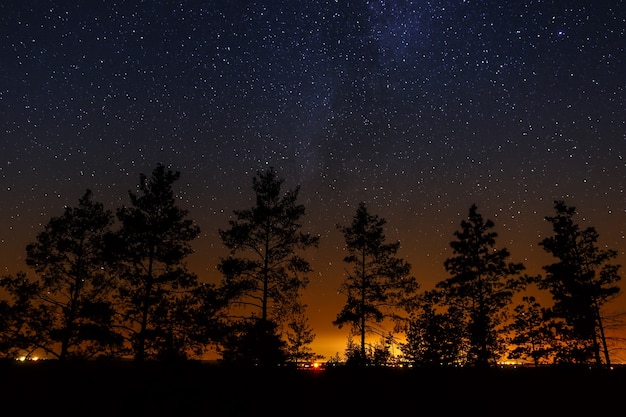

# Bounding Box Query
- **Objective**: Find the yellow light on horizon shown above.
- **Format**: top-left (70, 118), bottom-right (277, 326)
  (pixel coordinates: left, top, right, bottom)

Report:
top-left (17, 356), bottom-right (40, 362)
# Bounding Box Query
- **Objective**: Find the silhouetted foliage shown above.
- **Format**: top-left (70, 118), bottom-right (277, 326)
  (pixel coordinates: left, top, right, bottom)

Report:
top-left (113, 164), bottom-right (201, 362)
top-left (343, 335), bottom-right (364, 367)
top-left (341, 333), bottom-right (393, 366)
top-left (285, 308), bottom-right (323, 365)
top-left (217, 167), bottom-right (319, 363)
top-left (370, 333), bottom-right (395, 366)
top-left (334, 202), bottom-right (420, 365)
top-left (2, 164), bottom-right (625, 368)
top-left (402, 290), bottom-right (466, 367)
top-left (538, 201), bottom-right (622, 368)
top-left (15, 190), bottom-right (121, 359)
top-left (219, 318), bottom-right (287, 367)
top-left (506, 295), bottom-right (554, 366)
top-left (435, 204), bottom-right (526, 368)
top-left (190, 282), bottom-right (230, 358)
top-left (0, 272), bottom-right (49, 359)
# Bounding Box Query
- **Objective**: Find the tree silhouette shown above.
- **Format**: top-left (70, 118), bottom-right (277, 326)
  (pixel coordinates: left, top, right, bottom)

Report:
top-left (219, 318), bottom-right (287, 367)
top-left (539, 200), bottom-right (621, 368)
top-left (284, 307), bottom-right (322, 366)
top-left (217, 167), bottom-right (319, 365)
top-left (343, 334), bottom-right (364, 366)
top-left (402, 289), bottom-right (466, 367)
top-left (370, 333), bottom-right (395, 366)
top-left (437, 204), bottom-right (525, 368)
top-left (113, 164), bottom-right (201, 362)
top-left (506, 295), bottom-right (553, 366)
top-left (15, 189), bottom-right (120, 360)
top-left (334, 202), bottom-right (419, 365)
top-left (0, 272), bottom-right (50, 359)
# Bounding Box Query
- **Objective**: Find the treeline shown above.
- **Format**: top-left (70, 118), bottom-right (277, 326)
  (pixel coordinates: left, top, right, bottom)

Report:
top-left (0, 164), bottom-right (622, 368)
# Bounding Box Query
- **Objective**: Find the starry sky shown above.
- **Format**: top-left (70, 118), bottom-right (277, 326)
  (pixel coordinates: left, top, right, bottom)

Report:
top-left (1, 1), bottom-right (625, 360)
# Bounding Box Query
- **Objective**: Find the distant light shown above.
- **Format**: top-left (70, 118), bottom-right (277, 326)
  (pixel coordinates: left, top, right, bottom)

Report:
top-left (16, 356), bottom-right (40, 362)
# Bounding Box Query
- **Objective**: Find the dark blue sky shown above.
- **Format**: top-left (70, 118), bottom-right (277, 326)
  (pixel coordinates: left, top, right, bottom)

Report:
top-left (1, 1), bottom-right (625, 359)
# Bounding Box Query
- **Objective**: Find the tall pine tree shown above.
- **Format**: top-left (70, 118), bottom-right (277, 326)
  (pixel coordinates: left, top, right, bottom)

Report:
top-left (334, 202), bottom-right (419, 365)
top-left (22, 189), bottom-right (119, 360)
top-left (217, 167), bottom-right (319, 366)
top-left (437, 204), bottom-right (525, 368)
top-left (539, 200), bottom-right (621, 367)
top-left (114, 164), bottom-right (201, 362)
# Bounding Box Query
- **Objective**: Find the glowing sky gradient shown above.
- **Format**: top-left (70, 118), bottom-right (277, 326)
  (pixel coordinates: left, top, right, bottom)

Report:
top-left (1, 1), bottom-right (625, 360)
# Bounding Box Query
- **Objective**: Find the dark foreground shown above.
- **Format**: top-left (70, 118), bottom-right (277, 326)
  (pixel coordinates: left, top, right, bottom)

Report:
top-left (3, 360), bottom-right (625, 417)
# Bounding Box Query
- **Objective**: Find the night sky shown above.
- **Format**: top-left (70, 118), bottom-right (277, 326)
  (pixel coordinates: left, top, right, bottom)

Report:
top-left (1, 1), bottom-right (625, 360)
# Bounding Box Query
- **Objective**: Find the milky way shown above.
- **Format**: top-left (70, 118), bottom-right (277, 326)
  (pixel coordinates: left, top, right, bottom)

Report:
top-left (1, 1), bottom-right (625, 359)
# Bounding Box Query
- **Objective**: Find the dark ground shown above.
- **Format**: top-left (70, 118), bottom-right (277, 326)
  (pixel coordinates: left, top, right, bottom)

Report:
top-left (2, 360), bottom-right (624, 416)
